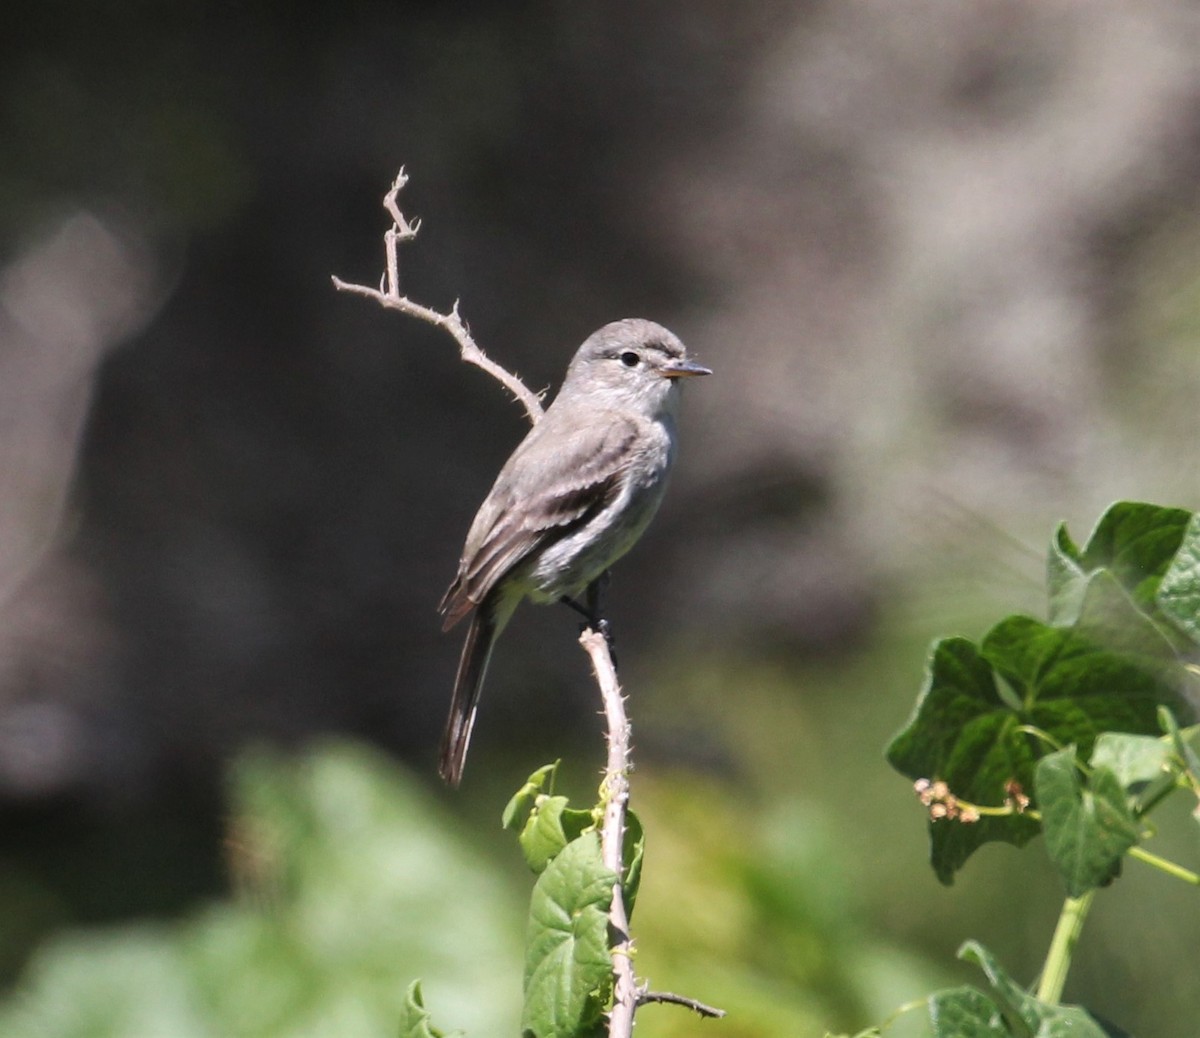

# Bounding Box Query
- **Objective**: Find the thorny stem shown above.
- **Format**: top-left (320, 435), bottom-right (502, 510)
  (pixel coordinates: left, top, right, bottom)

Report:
top-left (580, 627), bottom-right (639, 1038)
top-left (579, 629), bottom-right (726, 1032)
top-left (330, 168), bottom-right (545, 425)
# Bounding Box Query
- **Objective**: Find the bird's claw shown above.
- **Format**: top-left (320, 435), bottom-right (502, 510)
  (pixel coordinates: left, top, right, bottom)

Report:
top-left (596, 618), bottom-right (618, 668)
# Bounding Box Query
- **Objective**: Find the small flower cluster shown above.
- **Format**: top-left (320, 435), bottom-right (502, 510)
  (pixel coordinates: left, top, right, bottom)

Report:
top-left (913, 777), bottom-right (1032, 823)
top-left (913, 778), bottom-right (980, 823)
top-left (1003, 778), bottom-right (1031, 813)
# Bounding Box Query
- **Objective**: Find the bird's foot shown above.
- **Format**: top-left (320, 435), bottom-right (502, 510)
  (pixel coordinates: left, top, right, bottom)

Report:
top-left (593, 618), bottom-right (618, 668)
top-left (561, 575), bottom-right (618, 666)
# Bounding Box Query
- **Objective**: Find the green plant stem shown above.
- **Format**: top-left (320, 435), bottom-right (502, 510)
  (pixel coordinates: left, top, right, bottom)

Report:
top-left (1128, 845), bottom-right (1200, 885)
top-left (1036, 891), bottom-right (1095, 1005)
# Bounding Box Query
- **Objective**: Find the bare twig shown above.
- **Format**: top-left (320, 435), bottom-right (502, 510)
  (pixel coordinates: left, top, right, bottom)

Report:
top-left (330, 168), bottom-right (545, 425)
top-left (637, 990), bottom-right (727, 1019)
top-left (580, 627), bottom-right (639, 1038)
top-left (580, 627), bottom-right (727, 1034)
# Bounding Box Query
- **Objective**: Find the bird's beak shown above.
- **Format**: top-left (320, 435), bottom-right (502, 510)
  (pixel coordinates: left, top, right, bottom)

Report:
top-left (662, 359), bottom-right (713, 379)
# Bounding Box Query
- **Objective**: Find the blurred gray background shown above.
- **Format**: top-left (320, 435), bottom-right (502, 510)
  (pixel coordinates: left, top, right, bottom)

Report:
top-left (2, 2), bottom-right (1199, 1034)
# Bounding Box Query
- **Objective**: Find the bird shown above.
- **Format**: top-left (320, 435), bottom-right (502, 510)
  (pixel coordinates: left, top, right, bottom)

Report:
top-left (436, 318), bottom-right (710, 786)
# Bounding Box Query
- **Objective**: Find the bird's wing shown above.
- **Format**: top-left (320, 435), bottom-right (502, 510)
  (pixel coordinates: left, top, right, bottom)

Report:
top-left (438, 414), bottom-right (637, 630)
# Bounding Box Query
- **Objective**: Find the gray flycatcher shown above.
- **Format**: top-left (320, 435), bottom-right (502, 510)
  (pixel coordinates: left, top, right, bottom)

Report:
top-left (437, 318), bottom-right (710, 786)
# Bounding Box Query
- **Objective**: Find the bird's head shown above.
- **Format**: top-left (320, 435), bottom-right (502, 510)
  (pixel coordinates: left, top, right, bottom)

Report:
top-left (561, 318), bottom-right (711, 414)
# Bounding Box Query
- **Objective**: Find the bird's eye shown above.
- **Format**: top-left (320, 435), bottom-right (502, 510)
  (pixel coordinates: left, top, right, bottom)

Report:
top-left (620, 351), bottom-right (640, 367)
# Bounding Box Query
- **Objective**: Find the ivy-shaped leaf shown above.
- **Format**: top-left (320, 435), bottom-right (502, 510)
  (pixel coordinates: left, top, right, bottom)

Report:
top-left (887, 636), bottom-right (1041, 883)
top-left (522, 831), bottom-right (616, 1038)
top-left (983, 572), bottom-right (1189, 756)
top-left (1050, 502), bottom-right (1193, 624)
top-left (1035, 749), bottom-right (1140, 896)
top-left (890, 562), bottom-right (1193, 883)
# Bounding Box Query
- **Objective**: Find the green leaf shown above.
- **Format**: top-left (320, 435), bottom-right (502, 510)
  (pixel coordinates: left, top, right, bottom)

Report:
top-left (504, 763), bottom-right (600, 875)
top-left (982, 569), bottom-right (1191, 759)
top-left (1034, 1009), bottom-right (1112, 1036)
top-left (1157, 511), bottom-right (1200, 646)
top-left (957, 941), bottom-right (1110, 1038)
top-left (1088, 733), bottom-right (1168, 790)
top-left (957, 941), bottom-right (1037, 1037)
top-left (517, 795), bottom-right (593, 874)
top-left (887, 637), bottom-right (1042, 883)
top-left (985, 572), bottom-right (1185, 716)
top-left (1056, 502), bottom-right (1193, 619)
top-left (927, 986), bottom-right (1010, 1037)
top-left (890, 562), bottom-right (1193, 884)
top-left (1035, 749), bottom-right (1140, 896)
top-left (0, 743), bottom-right (527, 1038)
top-left (503, 762), bottom-right (560, 831)
top-left (1047, 523), bottom-right (1088, 625)
top-left (621, 811), bottom-right (644, 920)
top-left (398, 981), bottom-right (462, 1038)
top-left (522, 832), bottom-right (616, 1038)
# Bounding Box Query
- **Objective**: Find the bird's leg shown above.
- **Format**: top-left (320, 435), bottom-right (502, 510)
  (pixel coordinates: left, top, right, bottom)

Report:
top-left (584, 571), bottom-right (608, 624)
top-left (586, 572), bottom-right (617, 664)
top-left (559, 570), bottom-right (609, 626)
top-left (559, 595), bottom-right (594, 622)
top-left (560, 571), bottom-right (617, 664)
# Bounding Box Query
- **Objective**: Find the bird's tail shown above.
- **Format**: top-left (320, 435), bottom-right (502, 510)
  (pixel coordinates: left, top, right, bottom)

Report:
top-left (438, 604), bottom-right (499, 787)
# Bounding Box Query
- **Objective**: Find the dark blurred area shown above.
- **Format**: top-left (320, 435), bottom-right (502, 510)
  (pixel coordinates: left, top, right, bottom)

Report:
top-left (3, 1), bottom-right (1200, 1032)
top-left (0, 0), bottom-right (804, 946)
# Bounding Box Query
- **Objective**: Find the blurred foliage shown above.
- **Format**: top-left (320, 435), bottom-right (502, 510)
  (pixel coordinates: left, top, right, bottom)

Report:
top-left (624, 781), bottom-right (938, 1038)
top-left (0, 744), bottom-right (523, 1037)
top-left (0, 741), bottom-right (943, 1038)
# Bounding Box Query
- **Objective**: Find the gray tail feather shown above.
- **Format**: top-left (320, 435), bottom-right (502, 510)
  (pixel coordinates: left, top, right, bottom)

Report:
top-left (438, 606), bottom-right (497, 787)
